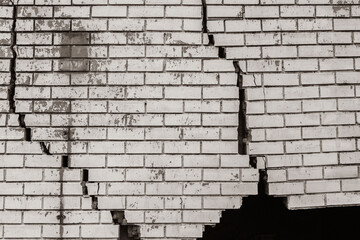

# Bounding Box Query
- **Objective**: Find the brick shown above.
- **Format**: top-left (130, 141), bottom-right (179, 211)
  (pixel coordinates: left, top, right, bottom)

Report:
top-left (54, 6), bottom-right (90, 18)
top-left (340, 152), bottom-right (360, 164)
top-left (166, 225), bottom-right (203, 238)
top-left (147, 19), bottom-right (182, 31)
top-left (109, 19), bottom-right (145, 31)
top-left (4, 225), bottom-right (42, 238)
top-left (129, 6), bottom-right (164, 17)
top-left (214, 33), bottom-right (245, 45)
top-left (288, 167), bottom-right (323, 180)
top-left (287, 195), bottom-right (325, 209)
top-left (92, 6), bottom-right (126, 17)
top-left (183, 210), bottom-right (221, 223)
top-left (246, 33), bottom-right (281, 46)
top-left (281, 6), bottom-right (314, 17)
top-left (284, 59), bottom-right (318, 72)
top-left (306, 180), bottom-right (340, 193)
top-left (266, 128), bottom-right (301, 140)
top-left (320, 59), bottom-right (354, 71)
top-left (303, 127), bottom-right (336, 139)
top-left (322, 139), bottom-right (356, 152)
top-left (286, 140), bottom-right (320, 153)
top-left (318, 6), bottom-right (350, 17)
top-left (321, 112), bottom-right (355, 125)
top-left (166, 6), bottom-right (201, 18)
top-left (165, 196), bottom-right (201, 209)
top-left (324, 166), bottom-right (358, 179)
top-left (318, 32), bottom-right (352, 44)
top-left (81, 225), bottom-right (118, 238)
top-left (204, 60), bottom-right (234, 72)
top-left (145, 211), bottom-right (181, 223)
top-left (326, 193), bottom-right (360, 206)
top-left (301, 72), bottom-right (335, 85)
top-left (72, 19), bottom-right (107, 31)
top-left (248, 60), bottom-right (282, 72)
top-left (337, 72), bottom-right (360, 84)
top-left (299, 19), bottom-right (333, 31)
top-left (17, 6), bottom-right (52, 18)
top-left (342, 179), bottom-right (360, 191)
top-left (267, 169), bottom-right (287, 182)
top-left (334, 19), bottom-right (360, 30)
top-left (262, 19), bottom-right (297, 31)
top-left (268, 182), bottom-right (304, 195)
top-left (249, 142), bottom-right (284, 154)
top-left (282, 32), bottom-right (316, 45)
top-left (245, 6), bottom-right (279, 18)
top-left (285, 113), bottom-right (320, 126)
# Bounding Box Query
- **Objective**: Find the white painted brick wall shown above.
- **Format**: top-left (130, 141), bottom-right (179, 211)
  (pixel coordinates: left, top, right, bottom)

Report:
top-left (0, 0), bottom-right (359, 238)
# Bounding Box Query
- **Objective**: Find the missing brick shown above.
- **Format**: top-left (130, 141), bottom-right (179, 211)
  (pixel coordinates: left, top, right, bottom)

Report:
top-left (249, 156), bottom-right (257, 168)
top-left (91, 196), bottom-right (98, 210)
top-left (62, 156), bottom-right (69, 168)
top-left (81, 169), bottom-right (89, 196)
top-left (258, 169), bottom-right (268, 196)
top-left (218, 47), bottom-right (226, 58)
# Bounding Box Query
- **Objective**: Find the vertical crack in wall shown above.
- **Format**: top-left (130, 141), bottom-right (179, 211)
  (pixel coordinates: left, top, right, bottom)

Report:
top-left (233, 61), bottom-right (248, 155)
top-left (201, 0), bottom-right (214, 45)
top-left (8, 0), bottom-right (66, 237)
top-left (201, 1), bottom-right (268, 195)
top-left (8, 0), bottom-right (17, 114)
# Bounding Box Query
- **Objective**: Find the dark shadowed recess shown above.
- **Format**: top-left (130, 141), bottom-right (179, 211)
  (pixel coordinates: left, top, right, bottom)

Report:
top-left (200, 195), bottom-right (360, 240)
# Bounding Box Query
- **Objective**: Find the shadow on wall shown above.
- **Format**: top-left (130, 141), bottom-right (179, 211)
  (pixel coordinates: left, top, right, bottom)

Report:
top-left (200, 195), bottom-right (360, 240)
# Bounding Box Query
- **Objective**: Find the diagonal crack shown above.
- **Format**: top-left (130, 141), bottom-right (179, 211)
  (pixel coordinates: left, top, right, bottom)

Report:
top-left (201, 1), bottom-right (267, 196)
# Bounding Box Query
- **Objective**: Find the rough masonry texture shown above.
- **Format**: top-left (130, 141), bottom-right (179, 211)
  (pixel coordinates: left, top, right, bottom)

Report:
top-left (0, 0), bottom-right (359, 239)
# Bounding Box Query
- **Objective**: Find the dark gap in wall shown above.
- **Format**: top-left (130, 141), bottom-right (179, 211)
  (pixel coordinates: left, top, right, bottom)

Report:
top-left (201, 0), bottom-right (214, 45)
top-left (18, 115), bottom-right (32, 141)
top-left (24, 128), bottom-right (31, 141)
top-left (208, 35), bottom-right (215, 45)
top-left (233, 61), bottom-right (243, 87)
top-left (249, 156), bottom-right (257, 168)
top-left (8, 1), bottom-right (17, 113)
top-left (232, 61), bottom-right (248, 154)
top-left (39, 142), bottom-right (53, 155)
top-left (201, 0), bottom-right (209, 34)
top-left (62, 156), bottom-right (69, 168)
top-left (258, 169), bottom-right (268, 196)
top-left (91, 196), bottom-right (98, 210)
top-left (81, 169), bottom-right (89, 195)
top-left (218, 47), bottom-right (226, 59)
top-left (111, 211), bottom-right (141, 240)
top-left (238, 89), bottom-right (247, 154)
top-left (200, 196), bottom-right (360, 240)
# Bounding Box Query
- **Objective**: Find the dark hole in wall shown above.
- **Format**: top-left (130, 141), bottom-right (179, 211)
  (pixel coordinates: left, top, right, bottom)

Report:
top-left (111, 211), bottom-right (140, 240)
top-left (62, 156), bottom-right (69, 168)
top-left (200, 195), bottom-right (360, 240)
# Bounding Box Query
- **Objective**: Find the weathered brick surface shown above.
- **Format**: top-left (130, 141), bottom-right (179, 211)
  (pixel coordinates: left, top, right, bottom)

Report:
top-left (206, 0), bottom-right (360, 211)
top-left (0, 0), bottom-right (359, 239)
